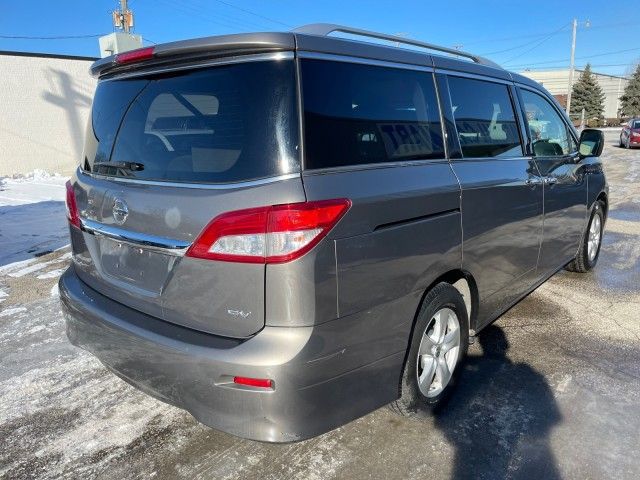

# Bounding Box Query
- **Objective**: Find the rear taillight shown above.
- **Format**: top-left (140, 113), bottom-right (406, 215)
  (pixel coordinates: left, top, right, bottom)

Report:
top-left (186, 199), bottom-right (351, 264)
top-left (115, 46), bottom-right (154, 64)
top-left (65, 180), bottom-right (80, 228)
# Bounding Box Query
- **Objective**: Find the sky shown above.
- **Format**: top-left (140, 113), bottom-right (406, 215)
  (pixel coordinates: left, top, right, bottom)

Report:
top-left (1, 0), bottom-right (639, 77)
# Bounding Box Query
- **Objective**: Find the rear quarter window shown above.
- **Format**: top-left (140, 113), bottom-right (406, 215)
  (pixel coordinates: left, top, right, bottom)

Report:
top-left (84, 60), bottom-right (299, 184)
top-left (300, 59), bottom-right (445, 170)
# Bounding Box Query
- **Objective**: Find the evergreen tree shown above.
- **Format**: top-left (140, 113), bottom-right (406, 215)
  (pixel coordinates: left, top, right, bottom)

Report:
top-left (570, 64), bottom-right (605, 120)
top-left (620, 64), bottom-right (640, 117)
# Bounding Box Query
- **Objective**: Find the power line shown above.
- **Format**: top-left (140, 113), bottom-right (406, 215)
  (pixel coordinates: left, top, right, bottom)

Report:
top-left (501, 23), bottom-right (572, 65)
top-left (521, 62), bottom-right (634, 71)
top-left (463, 29), bottom-right (573, 47)
top-left (210, 0), bottom-right (292, 28)
top-left (183, 0), bottom-right (275, 31)
top-left (479, 28), bottom-right (568, 56)
top-left (506, 46), bottom-right (640, 69)
top-left (154, 0), bottom-right (253, 32)
top-left (464, 20), bottom-right (640, 49)
top-left (0, 34), bottom-right (105, 40)
top-left (576, 46), bottom-right (640, 60)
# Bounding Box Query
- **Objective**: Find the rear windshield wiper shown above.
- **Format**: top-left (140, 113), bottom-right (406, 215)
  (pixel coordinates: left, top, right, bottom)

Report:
top-left (93, 161), bottom-right (145, 172)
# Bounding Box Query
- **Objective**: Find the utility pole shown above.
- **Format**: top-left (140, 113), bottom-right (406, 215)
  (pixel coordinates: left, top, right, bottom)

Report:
top-left (566, 18), bottom-right (578, 115)
top-left (616, 76), bottom-right (623, 118)
top-left (121, 1), bottom-right (130, 33)
top-left (565, 19), bottom-right (590, 115)
top-left (113, 0), bottom-right (134, 34)
top-left (101, 0), bottom-right (141, 57)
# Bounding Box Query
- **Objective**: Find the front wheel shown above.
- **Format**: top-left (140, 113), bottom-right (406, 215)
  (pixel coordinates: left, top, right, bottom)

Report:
top-left (566, 201), bottom-right (604, 273)
top-left (389, 283), bottom-right (469, 416)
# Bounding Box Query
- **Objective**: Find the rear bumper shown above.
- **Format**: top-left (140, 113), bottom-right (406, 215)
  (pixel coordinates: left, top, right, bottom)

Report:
top-left (59, 267), bottom-right (403, 442)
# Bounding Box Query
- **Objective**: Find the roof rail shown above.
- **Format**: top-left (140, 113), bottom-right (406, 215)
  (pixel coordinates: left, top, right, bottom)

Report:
top-left (292, 23), bottom-right (502, 69)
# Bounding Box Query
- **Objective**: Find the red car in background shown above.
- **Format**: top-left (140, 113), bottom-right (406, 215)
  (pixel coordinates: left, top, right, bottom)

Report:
top-left (620, 118), bottom-right (640, 149)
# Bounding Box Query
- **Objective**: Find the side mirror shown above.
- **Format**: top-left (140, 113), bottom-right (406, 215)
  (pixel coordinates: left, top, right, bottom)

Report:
top-left (578, 128), bottom-right (604, 158)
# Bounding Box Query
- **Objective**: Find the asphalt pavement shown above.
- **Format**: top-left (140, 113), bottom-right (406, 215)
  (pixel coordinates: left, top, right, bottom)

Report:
top-left (1, 130), bottom-right (639, 480)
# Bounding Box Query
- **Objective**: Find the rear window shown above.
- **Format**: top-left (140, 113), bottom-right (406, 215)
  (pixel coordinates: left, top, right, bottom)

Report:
top-left (83, 60), bottom-right (299, 183)
top-left (633, 120), bottom-right (640, 129)
top-left (300, 59), bottom-right (445, 170)
top-left (447, 76), bottom-right (523, 158)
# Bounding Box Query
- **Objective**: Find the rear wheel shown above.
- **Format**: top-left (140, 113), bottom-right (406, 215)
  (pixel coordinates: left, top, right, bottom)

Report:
top-left (390, 283), bottom-right (469, 416)
top-left (566, 201), bottom-right (604, 273)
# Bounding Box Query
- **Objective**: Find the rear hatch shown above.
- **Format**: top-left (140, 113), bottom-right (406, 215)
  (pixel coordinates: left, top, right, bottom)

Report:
top-left (70, 54), bottom-right (303, 338)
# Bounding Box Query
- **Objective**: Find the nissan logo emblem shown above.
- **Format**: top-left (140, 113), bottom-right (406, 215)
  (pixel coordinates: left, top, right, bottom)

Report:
top-left (112, 198), bottom-right (129, 225)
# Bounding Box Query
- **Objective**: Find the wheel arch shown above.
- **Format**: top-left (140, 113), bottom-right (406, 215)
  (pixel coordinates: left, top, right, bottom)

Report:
top-left (596, 191), bottom-right (608, 220)
top-left (418, 269), bottom-right (479, 336)
top-left (392, 270), bottom-right (477, 410)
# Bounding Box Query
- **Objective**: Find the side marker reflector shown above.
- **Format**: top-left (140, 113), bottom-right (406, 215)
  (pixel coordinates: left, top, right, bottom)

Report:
top-left (233, 376), bottom-right (274, 389)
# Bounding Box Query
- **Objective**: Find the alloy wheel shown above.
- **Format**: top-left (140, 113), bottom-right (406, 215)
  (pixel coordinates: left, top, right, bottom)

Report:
top-left (587, 213), bottom-right (602, 262)
top-left (416, 308), bottom-right (461, 398)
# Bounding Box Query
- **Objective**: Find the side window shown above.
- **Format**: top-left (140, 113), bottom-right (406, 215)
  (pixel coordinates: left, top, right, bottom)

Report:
top-left (300, 59), bottom-right (445, 169)
top-left (520, 89), bottom-right (571, 157)
top-left (447, 76), bottom-right (522, 158)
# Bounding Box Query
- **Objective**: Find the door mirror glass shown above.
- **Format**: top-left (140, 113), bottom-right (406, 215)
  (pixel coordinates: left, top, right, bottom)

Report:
top-left (579, 128), bottom-right (604, 158)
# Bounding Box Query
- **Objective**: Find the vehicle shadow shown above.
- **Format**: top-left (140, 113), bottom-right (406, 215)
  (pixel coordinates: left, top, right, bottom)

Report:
top-left (0, 200), bottom-right (68, 267)
top-left (433, 325), bottom-right (562, 480)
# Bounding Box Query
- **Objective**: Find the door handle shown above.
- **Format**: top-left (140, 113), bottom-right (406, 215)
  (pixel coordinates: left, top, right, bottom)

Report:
top-left (525, 177), bottom-right (543, 186)
top-left (543, 177), bottom-right (558, 185)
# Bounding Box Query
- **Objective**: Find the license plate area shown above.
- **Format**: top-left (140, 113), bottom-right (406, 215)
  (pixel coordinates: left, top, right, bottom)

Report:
top-left (99, 237), bottom-right (175, 293)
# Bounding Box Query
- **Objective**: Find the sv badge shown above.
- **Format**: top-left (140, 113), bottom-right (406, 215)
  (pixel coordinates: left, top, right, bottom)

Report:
top-left (227, 309), bottom-right (252, 318)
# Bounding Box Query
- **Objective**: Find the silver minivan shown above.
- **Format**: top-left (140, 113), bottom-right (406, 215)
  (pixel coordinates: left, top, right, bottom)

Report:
top-left (60, 24), bottom-right (608, 442)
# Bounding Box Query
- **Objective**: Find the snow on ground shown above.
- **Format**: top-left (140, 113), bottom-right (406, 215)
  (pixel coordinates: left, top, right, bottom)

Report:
top-left (0, 133), bottom-right (639, 479)
top-left (0, 169), bottom-right (69, 266)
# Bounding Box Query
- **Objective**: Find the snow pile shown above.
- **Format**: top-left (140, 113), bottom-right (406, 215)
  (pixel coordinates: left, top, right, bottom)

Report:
top-left (0, 170), bottom-right (69, 266)
top-left (0, 169), bottom-right (65, 183)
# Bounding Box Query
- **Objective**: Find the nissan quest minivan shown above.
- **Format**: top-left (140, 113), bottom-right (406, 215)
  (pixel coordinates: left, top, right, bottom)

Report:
top-left (60, 24), bottom-right (608, 442)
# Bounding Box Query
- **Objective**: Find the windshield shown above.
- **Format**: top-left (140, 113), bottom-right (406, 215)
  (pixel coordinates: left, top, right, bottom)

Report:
top-left (82, 59), bottom-right (299, 183)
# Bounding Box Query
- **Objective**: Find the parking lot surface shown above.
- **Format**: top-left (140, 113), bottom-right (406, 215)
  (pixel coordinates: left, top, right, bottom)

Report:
top-left (1, 130), bottom-right (639, 480)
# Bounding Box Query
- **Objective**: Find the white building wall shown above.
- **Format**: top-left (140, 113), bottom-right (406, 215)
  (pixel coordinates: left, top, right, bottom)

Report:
top-left (519, 69), bottom-right (628, 118)
top-left (0, 53), bottom-right (97, 176)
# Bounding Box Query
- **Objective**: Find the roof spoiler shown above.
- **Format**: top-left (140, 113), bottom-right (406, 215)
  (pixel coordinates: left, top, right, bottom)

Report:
top-left (90, 32), bottom-right (295, 78)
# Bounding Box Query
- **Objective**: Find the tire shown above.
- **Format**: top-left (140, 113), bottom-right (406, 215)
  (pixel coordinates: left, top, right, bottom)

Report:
top-left (389, 282), bottom-right (469, 417)
top-left (619, 137), bottom-right (624, 147)
top-left (566, 201), bottom-right (605, 273)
